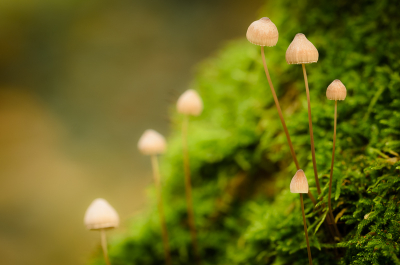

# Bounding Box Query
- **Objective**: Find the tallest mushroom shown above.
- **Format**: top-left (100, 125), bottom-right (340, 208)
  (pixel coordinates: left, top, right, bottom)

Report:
top-left (285, 34), bottom-right (321, 194)
top-left (246, 18), bottom-right (299, 168)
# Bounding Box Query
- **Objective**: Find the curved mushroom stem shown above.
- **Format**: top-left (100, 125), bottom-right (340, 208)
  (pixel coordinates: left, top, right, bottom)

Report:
top-left (300, 194), bottom-right (313, 265)
top-left (328, 101), bottom-right (342, 238)
top-left (151, 155), bottom-right (172, 265)
top-left (182, 115), bottom-right (201, 265)
top-left (301, 64), bottom-right (321, 194)
top-left (100, 229), bottom-right (111, 265)
top-left (261, 47), bottom-right (316, 205)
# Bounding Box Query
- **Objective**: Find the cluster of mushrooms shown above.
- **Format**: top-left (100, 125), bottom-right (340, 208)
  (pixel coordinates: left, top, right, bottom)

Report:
top-left (82, 17), bottom-right (347, 265)
top-left (84, 90), bottom-right (203, 265)
top-left (247, 17), bottom-right (347, 265)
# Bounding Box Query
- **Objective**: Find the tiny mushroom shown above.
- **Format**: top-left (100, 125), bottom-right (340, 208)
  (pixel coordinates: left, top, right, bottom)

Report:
top-left (326, 79), bottom-right (347, 101)
top-left (137, 129), bottom-right (171, 265)
top-left (290, 169), bottom-right (309, 193)
top-left (286, 33), bottom-right (319, 64)
top-left (177, 89), bottom-right (203, 116)
top-left (290, 169), bottom-right (313, 265)
top-left (246, 17), bottom-right (279, 47)
top-left (138, 129), bottom-right (167, 156)
top-left (84, 198), bottom-right (119, 265)
top-left (84, 198), bottom-right (119, 230)
top-left (326, 79), bottom-right (347, 239)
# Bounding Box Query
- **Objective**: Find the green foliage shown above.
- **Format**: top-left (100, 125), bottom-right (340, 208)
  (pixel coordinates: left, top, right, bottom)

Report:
top-left (89, 0), bottom-right (400, 264)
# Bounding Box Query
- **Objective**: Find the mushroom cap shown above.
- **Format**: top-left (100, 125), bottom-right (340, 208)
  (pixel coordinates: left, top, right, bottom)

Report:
top-left (84, 198), bottom-right (119, 230)
top-left (246, 17), bottom-right (279, 47)
top-left (176, 89), bottom-right (203, 116)
top-left (286, 33), bottom-right (319, 64)
top-left (326, 79), bottom-right (347, 100)
top-left (290, 169), bottom-right (309, 193)
top-left (138, 129), bottom-right (167, 155)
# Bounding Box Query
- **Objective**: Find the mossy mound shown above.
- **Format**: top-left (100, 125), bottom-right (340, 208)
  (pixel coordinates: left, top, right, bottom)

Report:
top-left (90, 0), bottom-right (400, 264)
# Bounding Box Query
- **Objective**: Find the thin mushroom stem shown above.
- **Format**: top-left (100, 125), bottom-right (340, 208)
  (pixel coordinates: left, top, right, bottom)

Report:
top-left (261, 47), bottom-right (316, 205)
top-left (328, 101), bottom-right (342, 238)
top-left (300, 194), bottom-right (313, 265)
top-left (262, 47), bottom-right (299, 169)
top-left (100, 229), bottom-right (111, 265)
top-left (301, 64), bottom-right (321, 195)
top-left (301, 64), bottom-right (340, 238)
top-left (151, 155), bottom-right (172, 265)
top-left (182, 115), bottom-right (201, 265)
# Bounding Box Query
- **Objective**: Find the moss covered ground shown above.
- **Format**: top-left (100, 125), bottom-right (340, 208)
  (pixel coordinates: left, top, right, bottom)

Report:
top-left (90, 0), bottom-right (400, 264)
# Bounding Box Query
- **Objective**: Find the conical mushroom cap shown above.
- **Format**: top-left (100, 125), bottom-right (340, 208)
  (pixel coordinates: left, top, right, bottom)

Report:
top-left (138, 129), bottom-right (167, 155)
top-left (246, 17), bottom-right (279, 47)
top-left (290, 169), bottom-right (309, 193)
top-left (84, 198), bottom-right (119, 230)
top-left (326, 79), bottom-right (347, 100)
top-left (286, 33), bottom-right (318, 64)
top-left (176, 89), bottom-right (203, 116)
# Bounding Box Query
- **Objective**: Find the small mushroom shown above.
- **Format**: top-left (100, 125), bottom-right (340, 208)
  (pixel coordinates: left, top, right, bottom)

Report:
top-left (84, 198), bottom-right (119, 265)
top-left (176, 89), bottom-right (202, 264)
top-left (138, 129), bottom-right (166, 156)
top-left (285, 33), bottom-right (318, 64)
top-left (177, 89), bottom-right (203, 116)
top-left (246, 17), bottom-right (278, 47)
top-left (290, 169), bottom-right (309, 193)
top-left (326, 79), bottom-right (347, 101)
top-left (290, 170), bottom-right (313, 265)
top-left (137, 130), bottom-right (171, 265)
top-left (326, 79), bottom-right (347, 239)
top-left (246, 18), bottom-right (302, 173)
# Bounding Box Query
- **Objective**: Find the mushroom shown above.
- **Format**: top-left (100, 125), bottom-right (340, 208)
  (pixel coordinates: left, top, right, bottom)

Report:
top-left (286, 33), bottom-right (321, 196)
top-left (326, 79), bottom-right (347, 237)
top-left (246, 19), bottom-right (316, 204)
top-left (176, 89), bottom-right (202, 264)
top-left (290, 170), bottom-right (313, 265)
top-left (84, 198), bottom-right (119, 265)
top-left (177, 89), bottom-right (203, 116)
top-left (138, 129), bottom-right (171, 265)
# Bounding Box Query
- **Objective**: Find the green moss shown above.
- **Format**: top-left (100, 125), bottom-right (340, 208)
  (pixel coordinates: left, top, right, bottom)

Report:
top-left (89, 0), bottom-right (400, 264)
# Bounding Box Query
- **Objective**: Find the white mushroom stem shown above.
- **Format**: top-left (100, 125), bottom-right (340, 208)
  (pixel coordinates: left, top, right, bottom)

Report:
top-left (100, 229), bottom-right (111, 265)
top-left (182, 115), bottom-right (200, 265)
top-left (151, 155), bottom-right (172, 265)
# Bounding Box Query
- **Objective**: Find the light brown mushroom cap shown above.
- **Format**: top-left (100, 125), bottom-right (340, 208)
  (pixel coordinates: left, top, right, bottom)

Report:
top-left (138, 129), bottom-right (167, 155)
top-left (246, 17), bottom-right (279, 47)
top-left (176, 89), bottom-right (203, 116)
top-left (84, 198), bottom-right (119, 230)
top-left (290, 169), bottom-right (309, 193)
top-left (286, 33), bottom-right (319, 64)
top-left (326, 79), bottom-right (347, 100)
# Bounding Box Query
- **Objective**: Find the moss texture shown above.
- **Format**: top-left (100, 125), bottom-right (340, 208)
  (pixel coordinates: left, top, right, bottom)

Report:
top-left (89, 0), bottom-right (400, 264)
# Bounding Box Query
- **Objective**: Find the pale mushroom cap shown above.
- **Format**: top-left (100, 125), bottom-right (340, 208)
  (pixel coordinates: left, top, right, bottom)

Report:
top-left (137, 129), bottom-right (167, 155)
top-left (286, 33), bottom-right (319, 64)
top-left (326, 79), bottom-right (347, 100)
top-left (84, 198), bottom-right (119, 230)
top-left (246, 17), bottom-right (279, 47)
top-left (176, 89), bottom-right (203, 116)
top-left (290, 169), bottom-right (309, 193)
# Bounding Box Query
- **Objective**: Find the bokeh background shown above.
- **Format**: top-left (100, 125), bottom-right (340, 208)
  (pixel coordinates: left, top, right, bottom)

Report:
top-left (0, 0), bottom-right (263, 264)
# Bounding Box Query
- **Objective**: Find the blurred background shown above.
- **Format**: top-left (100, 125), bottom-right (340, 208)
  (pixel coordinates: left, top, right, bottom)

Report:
top-left (0, 0), bottom-right (263, 264)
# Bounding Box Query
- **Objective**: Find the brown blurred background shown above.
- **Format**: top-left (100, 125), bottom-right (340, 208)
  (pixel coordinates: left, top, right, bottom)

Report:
top-left (0, 0), bottom-right (262, 264)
